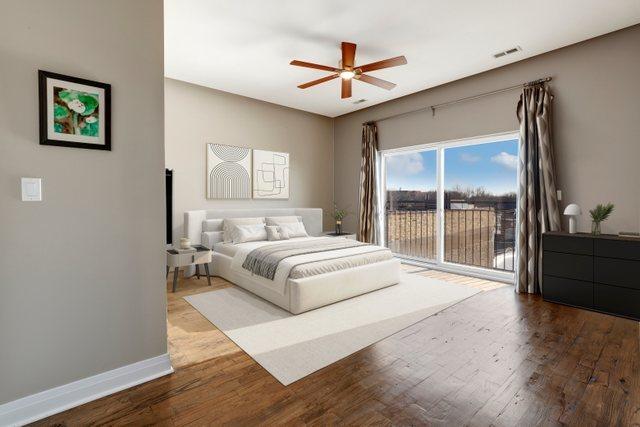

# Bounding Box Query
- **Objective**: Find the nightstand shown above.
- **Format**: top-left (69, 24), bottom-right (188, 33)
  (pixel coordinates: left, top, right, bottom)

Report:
top-left (322, 231), bottom-right (357, 240)
top-left (166, 245), bottom-right (212, 292)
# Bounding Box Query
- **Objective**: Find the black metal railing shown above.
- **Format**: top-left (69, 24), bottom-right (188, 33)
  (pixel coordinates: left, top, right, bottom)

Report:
top-left (385, 208), bottom-right (516, 272)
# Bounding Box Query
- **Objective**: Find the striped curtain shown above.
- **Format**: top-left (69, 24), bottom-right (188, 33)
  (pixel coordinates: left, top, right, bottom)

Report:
top-left (516, 84), bottom-right (562, 294)
top-left (357, 123), bottom-right (380, 244)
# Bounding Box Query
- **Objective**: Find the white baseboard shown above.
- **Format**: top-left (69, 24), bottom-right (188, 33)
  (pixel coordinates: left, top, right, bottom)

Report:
top-left (0, 353), bottom-right (173, 426)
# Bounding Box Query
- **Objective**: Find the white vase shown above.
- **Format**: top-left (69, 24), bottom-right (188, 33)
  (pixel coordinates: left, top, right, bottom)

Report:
top-left (179, 238), bottom-right (191, 249)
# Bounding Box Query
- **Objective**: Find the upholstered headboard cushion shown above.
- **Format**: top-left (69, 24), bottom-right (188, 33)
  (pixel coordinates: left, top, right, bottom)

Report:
top-left (203, 218), bottom-right (224, 232)
top-left (265, 216), bottom-right (302, 225)
top-left (202, 231), bottom-right (224, 248)
top-left (184, 208), bottom-right (323, 246)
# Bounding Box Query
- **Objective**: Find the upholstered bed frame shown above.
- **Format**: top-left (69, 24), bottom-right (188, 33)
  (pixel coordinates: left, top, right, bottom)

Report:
top-left (183, 208), bottom-right (400, 314)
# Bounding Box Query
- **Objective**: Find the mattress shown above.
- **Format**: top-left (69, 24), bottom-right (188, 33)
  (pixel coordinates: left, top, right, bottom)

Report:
top-left (216, 237), bottom-right (396, 295)
top-left (213, 237), bottom-right (311, 258)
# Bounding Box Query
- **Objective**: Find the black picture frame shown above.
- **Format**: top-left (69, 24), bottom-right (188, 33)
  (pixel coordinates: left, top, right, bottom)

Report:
top-left (38, 70), bottom-right (111, 151)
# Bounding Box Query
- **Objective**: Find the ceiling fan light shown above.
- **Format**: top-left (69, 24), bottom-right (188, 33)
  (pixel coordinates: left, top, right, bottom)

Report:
top-left (340, 70), bottom-right (355, 80)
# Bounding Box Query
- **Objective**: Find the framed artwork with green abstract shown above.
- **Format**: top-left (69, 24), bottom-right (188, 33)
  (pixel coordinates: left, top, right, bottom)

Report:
top-left (39, 70), bottom-right (111, 151)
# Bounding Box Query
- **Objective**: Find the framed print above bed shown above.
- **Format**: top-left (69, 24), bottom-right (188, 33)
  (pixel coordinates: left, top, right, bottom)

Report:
top-left (253, 149), bottom-right (290, 199)
top-left (206, 143), bottom-right (252, 199)
top-left (38, 70), bottom-right (111, 151)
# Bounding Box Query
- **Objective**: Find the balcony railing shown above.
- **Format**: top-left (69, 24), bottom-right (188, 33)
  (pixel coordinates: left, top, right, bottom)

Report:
top-left (385, 208), bottom-right (516, 272)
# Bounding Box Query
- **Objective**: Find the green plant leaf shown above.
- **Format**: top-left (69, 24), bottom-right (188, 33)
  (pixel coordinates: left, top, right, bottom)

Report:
top-left (80, 120), bottom-right (99, 137)
top-left (589, 203), bottom-right (614, 223)
top-left (58, 89), bottom-right (78, 103)
top-left (77, 94), bottom-right (99, 116)
top-left (54, 103), bottom-right (69, 120)
top-left (54, 122), bottom-right (64, 133)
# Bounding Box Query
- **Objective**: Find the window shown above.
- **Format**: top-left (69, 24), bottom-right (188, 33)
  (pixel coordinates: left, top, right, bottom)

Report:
top-left (382, 133), bottom-right (519, 278)
top-left (384, 149), bottom-right (437, 260)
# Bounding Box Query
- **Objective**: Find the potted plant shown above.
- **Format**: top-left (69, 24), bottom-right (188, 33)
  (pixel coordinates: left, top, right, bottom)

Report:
top-left (589, 203), bottom-right (614, 235)
top-left (333, 204), bottom-right (348, 235)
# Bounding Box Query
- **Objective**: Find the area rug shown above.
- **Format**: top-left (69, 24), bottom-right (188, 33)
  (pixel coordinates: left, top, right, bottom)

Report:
top-left (184, 273), bottom-right (479, 385)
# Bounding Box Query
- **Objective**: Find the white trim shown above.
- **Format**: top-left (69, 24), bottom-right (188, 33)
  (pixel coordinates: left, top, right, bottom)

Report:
top-left (0, 353), bottom-right (173, 427)
top-left (381, 130), bottom-right (520, 156)
top-left (379, 152), bottom-right (387, 243)
top-left (400, 257), bottom-right (515, 284)
top-left (436, 146), bottom-right (444, 263)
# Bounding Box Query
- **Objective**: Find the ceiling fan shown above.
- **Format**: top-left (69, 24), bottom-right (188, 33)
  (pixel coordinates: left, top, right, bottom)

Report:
top-left (290, 42), bottom-right (407, 99)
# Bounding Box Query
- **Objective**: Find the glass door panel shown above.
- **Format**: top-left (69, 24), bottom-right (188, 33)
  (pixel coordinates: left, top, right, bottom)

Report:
top-left (384, 149), bottom-right (438, 261)
top-left (443, 139), bottom-right (518, 272)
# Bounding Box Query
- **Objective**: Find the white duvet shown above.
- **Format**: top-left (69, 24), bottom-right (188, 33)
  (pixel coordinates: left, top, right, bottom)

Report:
top-left (228, 237), bottom-right (394, 295)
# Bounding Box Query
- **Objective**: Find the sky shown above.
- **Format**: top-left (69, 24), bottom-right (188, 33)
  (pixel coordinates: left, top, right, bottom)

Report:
top-left (385, 139), bottom-right (518, 195)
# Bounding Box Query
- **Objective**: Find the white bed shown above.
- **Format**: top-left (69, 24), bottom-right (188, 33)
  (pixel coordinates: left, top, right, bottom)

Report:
top-left (184, 208), bottom-right (401, 314)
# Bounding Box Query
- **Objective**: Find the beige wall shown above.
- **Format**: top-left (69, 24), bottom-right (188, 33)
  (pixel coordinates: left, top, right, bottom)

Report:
top-left (334, 25), bottom-right (640, 235)
top-left (0, 0), bottom-right (166, 404)
top-left (165, 78), bottom-right (335, 238)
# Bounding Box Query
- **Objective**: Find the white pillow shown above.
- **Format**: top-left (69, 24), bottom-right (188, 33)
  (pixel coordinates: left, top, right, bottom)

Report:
top-left (266, 225), bottom-right (290, 241)
top-left (278, 221), bottom-right (308, 238)
top-left (202, 231), bottom-right (224, 248)
top-left (231, 224), bottom-right (267, 244)
top-left (222, 217), bottom-right (265, 242)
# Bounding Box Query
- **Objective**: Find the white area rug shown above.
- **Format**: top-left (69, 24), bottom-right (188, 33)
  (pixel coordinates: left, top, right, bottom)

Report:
top-left (184, 273), bottom-right (479, 385)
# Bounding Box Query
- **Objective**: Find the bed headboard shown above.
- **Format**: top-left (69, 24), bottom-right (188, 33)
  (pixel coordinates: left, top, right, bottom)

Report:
top-left (184, 208), bottom-right (323, 245)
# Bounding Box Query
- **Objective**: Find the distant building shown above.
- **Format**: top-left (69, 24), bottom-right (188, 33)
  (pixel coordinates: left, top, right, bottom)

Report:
top-left (449, 199), bottom-right (474, 210)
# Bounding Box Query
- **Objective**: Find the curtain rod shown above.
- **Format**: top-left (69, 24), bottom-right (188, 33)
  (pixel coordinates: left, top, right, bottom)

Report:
top-left (364, 77), bottom-right (552, 125)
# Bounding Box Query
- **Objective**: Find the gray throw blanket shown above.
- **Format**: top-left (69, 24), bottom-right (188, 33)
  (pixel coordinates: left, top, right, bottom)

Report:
top-left (242, 237), bottom-right (366, 280)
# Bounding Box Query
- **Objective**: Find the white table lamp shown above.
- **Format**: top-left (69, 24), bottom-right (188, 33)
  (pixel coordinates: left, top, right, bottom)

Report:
top-left (564, 203), bottom-right (581, 234)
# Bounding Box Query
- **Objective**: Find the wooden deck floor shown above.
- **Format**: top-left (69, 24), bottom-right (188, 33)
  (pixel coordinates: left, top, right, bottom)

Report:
top-left (36, 266), bottom-right (639, 426)
top-left (400, 264), bottom-right (510, 292)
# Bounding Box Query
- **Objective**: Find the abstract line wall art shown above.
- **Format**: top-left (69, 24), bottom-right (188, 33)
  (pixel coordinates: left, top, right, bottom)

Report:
top-left (206, 143), bottom-right (252, 199)
top-left (253, 149), bottom-right (289, 199)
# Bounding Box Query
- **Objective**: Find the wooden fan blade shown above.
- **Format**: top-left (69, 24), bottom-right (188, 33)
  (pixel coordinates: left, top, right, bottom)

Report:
top-left (341, 78), bottom-right (352, 99)
top-left (341, 42), bottom-right (356, 69)
top-left (358, 56), bottom-right (407, 73)
top-left (290, 60), bottom-right (339, 73)
top-left (297, 74), bottom-right (339, 89)
top-left (357, 74), bottom-right (396, 90)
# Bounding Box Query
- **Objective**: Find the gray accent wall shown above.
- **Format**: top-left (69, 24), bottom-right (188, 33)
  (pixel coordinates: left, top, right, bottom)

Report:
top-left (165, 78), bottom-right (335, 239)
top-left (0, 0), bottom-right (166, 405)
top-left (334, 25), bottom-right (640, 236)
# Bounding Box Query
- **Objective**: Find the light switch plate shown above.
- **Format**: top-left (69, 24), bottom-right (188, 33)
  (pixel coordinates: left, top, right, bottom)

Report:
top-left (556, 190), bottom-right (562, 201)
top-left (21, 177), bottom-right (42, 201)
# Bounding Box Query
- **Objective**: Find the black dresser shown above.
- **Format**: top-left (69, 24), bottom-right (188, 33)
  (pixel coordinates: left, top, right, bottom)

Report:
top-left (542, 231), bottom-right (640, 320)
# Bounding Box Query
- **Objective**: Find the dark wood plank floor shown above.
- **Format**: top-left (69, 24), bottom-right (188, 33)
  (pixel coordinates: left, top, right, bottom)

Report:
top-left (36, 272), bottom-right (640, 426)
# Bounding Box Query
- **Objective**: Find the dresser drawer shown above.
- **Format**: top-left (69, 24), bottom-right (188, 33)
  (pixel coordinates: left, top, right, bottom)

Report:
top-left (543, 276), bottom-right (593, 308)
top-left (543, 251), bottom-right (593, 281)
top-left (594, 257), bottom-right (640, 290)
top-left (594, 238), bottom-right (640, 261)
top-left (543, 234), bottom-right (593, 255)
top-left (594, 283), bottom-right (640, 320)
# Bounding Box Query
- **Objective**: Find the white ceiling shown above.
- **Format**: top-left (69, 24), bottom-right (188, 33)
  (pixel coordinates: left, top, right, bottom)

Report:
top-left (165, 0), bottom-right (640, 118)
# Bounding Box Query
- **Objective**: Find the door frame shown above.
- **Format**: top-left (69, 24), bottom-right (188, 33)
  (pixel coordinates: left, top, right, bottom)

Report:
top-left (380, 131), bottom-right (520, 283)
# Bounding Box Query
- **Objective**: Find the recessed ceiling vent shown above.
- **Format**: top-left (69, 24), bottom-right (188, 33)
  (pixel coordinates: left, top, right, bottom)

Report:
top-left (353, 99), bottom-right (367, 104)
top-left (493, 46), bottom-right (522, 58)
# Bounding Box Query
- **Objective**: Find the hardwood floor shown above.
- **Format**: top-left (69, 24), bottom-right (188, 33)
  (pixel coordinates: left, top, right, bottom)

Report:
top-left (36, 268), bottom-right (639, 426)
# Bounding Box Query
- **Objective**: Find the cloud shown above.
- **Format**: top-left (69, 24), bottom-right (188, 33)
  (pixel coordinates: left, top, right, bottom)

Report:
top-left (386, 152), bottom-right (424, 176)
top-left (491, 152), bottom-right (518, 170)
top-left (459, 152), bottom-right (481, 163)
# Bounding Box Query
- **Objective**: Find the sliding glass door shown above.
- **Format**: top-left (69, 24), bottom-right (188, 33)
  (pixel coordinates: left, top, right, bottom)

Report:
top-left (382, 133), bottom-right (519, 278)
